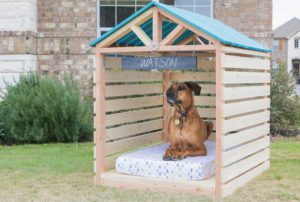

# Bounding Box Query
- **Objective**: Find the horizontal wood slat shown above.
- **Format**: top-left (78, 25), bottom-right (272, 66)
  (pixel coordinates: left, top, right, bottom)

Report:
top-left (222, 148), bottom-right (269, 183)
top-left (105, 131), bottom-right (162, 156)
top-left (194, 96), bottom-right (216, 106)
top-left (105, 119), bottom-right (163, 141)
top-left (222, 123), bottom-right (270, 150)
top-left (223, 111), bottom-right (270, 134)
top-left (197, 108), bottom-right (216, 118)
top-left (105, 83), bottom-right (163, 97)
top-left (223, 71), bottom-right (270, 84)
top-left (222, 55), bottom-right (270, 70)
top-left (223, 98), bottom-right (270, 117)
top-left (222, 135), bottom-right (270, 167)
top-left (105, 95), bottom-right (163, 112)
top-left (106, 107), bottom-right (163, 127)
top-left (199, 84), bottom-right (215, 94)
top-left (101, 170), bottom-right (215, 195)
top-left (222, 46), bottom-right (270, 58)
top-left (171, 72), bottom-right (215, 82)
top-left (106, 71), bottom-right (163, 83)
top-left (223, 86), bottom-right (270, 101)
top-left (197, 59), bottom-right (215, 70)
top-left (222, 161), bottom-right (270, 197)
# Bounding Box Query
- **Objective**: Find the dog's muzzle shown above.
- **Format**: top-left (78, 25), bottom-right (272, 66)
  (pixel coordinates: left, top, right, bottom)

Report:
top-left (166, 90), bottom-right (182, 106)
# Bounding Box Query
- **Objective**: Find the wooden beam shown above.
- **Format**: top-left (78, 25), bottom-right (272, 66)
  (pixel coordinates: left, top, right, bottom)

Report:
top-left (94, 53), bottom-right (106, 185)
top-left (163, 70), bottom-right (171, 141)
top-left (97, 8), bottom-right (153, 49)
top-left (194, 36), bottom-right (205, 45)
top-left (158, 44), bottom-right (215, 52)
top-left (153, 7), bottom-right (162, 43)
top-left (131, 25), bottom-right (152, 46)
top-left (98, 46), bottom-right (152, 53)
top-left (215, 41), bottom-right (223, 197)
top-left (160, 24), bottom-right (185, 46)
top-left (158, 8), bottom-right (216, 44)
top-left (98, 45), bottom-right (215, 53)
top-left (177, 34), bottom-right (195, 45)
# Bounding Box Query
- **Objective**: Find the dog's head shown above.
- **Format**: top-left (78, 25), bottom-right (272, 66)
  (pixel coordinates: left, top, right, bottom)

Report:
top-left (166, 82), bottom-right (201, 109)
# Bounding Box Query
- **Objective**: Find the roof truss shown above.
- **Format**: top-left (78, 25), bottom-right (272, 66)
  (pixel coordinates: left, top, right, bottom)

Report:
top-left (96, 6), bottom-right (217, 54)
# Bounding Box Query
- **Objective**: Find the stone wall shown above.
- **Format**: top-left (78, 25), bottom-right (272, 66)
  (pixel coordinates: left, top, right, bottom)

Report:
top-left (214, 0), bottom-right (273, 49)
top-left (37, 0), bottom-right (97, 95)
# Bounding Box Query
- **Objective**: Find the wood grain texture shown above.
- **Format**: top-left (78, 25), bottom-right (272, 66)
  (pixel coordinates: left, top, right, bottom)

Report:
top-left (101, 170), bottom-right (215, 196)
top-left (106, 107), bottom-right (163, 127)
top-left (222, 161), bottom-right (270, 197)
top-left (105, 83), bottom-right (163, 97)
top-left (222, 135), bottom-right (270, 166)
top-left (105, 95), bottom-right (163, 112)
top-left (222, 54), bottom-right (270, 70)
top-left (105, 131), bottom-right (163, 156)
top-left (105, 119), bottom-right (163, 141)
top-left (223, 110), bottom-right (270, 134)
top-left (223, 71), bottom-right (270, 84)
top-left (222, 123), bottom-right (270, 150)
top-left (223, 86), bottom-right (270, 101)
top-left (222, 148), bottom-right (269, 183)
top-left (105, 70), bottom-right (163, 83)
top-left (223, 98), bottom-right (270, 117)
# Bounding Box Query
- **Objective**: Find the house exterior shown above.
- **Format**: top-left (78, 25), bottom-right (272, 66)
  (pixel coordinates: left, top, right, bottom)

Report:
top-left (0, 0), bottom-right (273, 95)
top-left (273, 17), bottom-right (300, 82)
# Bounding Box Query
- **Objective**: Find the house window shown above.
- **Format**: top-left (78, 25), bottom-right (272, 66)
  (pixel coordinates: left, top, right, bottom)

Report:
top-left (174, 0), bottom-right (213, 17)
top-left (295, 39), bottom-right (299, 48)
top-left (97, 0), bottom-right (213, 36)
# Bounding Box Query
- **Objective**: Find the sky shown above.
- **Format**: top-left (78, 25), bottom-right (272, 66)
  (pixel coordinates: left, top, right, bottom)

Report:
top-left (273, 0), bottom-right (300, 29)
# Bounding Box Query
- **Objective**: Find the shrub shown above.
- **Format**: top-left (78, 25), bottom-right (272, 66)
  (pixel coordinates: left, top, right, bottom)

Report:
top-left (270, 62), bottom-right (300, 136)
top-left (0, 72), bottom-right (93, 144)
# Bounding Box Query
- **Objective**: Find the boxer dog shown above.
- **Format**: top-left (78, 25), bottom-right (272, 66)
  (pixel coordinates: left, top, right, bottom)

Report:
top-left (163, 81), bottom-right (213, 161)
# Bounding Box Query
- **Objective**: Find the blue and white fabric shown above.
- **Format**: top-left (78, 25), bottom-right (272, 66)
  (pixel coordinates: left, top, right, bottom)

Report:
top-left (116, 141), bottom-right (215, 181)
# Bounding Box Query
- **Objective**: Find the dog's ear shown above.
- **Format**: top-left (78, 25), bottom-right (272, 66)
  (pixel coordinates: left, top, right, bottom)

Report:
top-left (185, 81), bottom-right (201, 96)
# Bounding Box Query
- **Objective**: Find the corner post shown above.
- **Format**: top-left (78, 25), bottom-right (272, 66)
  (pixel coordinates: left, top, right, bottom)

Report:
top-left (94, 52), bottom-right (106, 185)
top-left (163, 70), bottom-right (171, 141)
top-left (215, 41), bottom-right (224, 197)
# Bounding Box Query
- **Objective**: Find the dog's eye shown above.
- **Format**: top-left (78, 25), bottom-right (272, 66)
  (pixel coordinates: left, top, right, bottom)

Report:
top-left (178, 86), bottom-right (185, 91)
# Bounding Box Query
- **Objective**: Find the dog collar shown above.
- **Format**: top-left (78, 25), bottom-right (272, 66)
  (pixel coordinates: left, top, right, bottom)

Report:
top-left (175, 107), bottom-right (197, 118)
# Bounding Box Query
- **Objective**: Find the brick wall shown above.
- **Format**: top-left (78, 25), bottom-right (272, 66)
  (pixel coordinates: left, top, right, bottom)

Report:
top-left (214, 0), bottom-right (273, 48)
top-left (37, 0), bottom-right (97, 95)
top-left (1, 0), bottom-right (273, 96)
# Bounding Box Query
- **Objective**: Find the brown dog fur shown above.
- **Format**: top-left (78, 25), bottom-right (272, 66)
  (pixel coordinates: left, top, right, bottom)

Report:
top-left (163, 82), bottom-right (213, 161)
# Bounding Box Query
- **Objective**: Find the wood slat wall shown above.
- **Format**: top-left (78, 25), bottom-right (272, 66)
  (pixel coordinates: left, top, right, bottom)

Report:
top-left (220, 49), bottom-right (271, 197)
top-left (103, 70), bottom-right (164, 160)
top-left (95, 57), bottom-right (217, 170)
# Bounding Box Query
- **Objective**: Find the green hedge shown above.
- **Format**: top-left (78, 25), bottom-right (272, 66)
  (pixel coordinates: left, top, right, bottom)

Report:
top-left (0, 73), bottom-right (93, 144)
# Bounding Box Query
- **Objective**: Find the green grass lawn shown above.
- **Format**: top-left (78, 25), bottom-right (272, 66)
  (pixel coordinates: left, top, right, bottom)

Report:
top-left (0, 138), bottom-right (299, 202)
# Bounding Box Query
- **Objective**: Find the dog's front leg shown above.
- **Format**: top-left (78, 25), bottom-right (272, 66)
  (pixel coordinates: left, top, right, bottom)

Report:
top-left (173, 144), bottom-right (207, 159)
top-left (163, 145), bottom-right (178, 161)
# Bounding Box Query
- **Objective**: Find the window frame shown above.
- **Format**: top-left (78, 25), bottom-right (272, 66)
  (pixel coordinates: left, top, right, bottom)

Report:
top-left (295, 38), bottom-right (299, 49)
top-left (97, 0), bottom-right (214, 37)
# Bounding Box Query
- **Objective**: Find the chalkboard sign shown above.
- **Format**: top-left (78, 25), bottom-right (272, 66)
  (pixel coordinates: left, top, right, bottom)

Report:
top-left (121, 56), bottom-right (197, 70)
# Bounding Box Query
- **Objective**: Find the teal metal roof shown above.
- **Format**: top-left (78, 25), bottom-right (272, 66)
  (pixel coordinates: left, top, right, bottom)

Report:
top-left (90, 2), bottom-right (271, 53)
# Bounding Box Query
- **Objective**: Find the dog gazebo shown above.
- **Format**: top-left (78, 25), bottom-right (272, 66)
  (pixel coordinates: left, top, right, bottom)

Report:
top-left (90, 2), bottom-right (271, 198)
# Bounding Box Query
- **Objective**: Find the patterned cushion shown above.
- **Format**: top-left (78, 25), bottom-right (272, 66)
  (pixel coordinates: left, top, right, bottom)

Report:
top-left (115, 141), bottom-right (215, 181)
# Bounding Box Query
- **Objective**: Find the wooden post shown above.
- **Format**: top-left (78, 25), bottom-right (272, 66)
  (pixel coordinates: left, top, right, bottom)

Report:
top-left (215, 41), bottom-right (223, 197)
top-left (153, 7), bottom-right (162, 44)
top-left (94, 52), bottom-right (106, 185)
top-left (163, 70), bottom-right (171, 141)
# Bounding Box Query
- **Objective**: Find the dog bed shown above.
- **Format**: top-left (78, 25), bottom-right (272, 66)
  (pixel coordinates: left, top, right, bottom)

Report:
top-left (115, 141), bottom-right (215, 181)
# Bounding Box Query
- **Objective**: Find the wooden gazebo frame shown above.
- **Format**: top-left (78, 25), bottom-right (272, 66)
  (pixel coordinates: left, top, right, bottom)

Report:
top-left (92, 3), bottom-right (271, 198)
